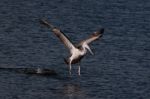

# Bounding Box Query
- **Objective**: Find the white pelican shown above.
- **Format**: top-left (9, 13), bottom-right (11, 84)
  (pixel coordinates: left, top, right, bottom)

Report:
top-left (40, 19), bottom-right (104, 76)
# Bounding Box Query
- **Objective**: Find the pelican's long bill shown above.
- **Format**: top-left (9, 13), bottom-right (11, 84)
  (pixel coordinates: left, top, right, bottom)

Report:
top-left (85, 44), bottom-right (94, 55)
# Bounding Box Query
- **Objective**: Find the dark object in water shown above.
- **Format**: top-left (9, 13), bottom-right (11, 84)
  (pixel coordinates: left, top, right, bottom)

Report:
top-left (0, 67), bottom-right (57, 76)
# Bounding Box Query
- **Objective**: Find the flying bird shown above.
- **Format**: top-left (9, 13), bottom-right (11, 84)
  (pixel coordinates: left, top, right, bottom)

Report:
top-left (40, 19), bottom-right (104, 76)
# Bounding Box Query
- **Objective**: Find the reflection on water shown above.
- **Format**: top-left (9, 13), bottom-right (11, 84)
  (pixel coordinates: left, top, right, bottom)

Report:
top-left (60, 83), bottom-right (87, 99)
top-left (63, 83), bottom-right (81, 96)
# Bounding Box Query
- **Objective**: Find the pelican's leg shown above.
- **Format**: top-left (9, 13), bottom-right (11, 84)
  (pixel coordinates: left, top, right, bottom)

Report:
top-left (78, 63), bottom-right (81, 76)
top-left (69, 63), bottom-right (72, 76)
top-left (69, 59), bottom-right (72, 76)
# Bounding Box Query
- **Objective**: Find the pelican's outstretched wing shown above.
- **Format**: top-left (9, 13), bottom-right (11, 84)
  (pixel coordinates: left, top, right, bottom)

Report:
top-left (77, 28), bottom-right (104, 47)
top-left (40, 19), bottom-right (75, 52)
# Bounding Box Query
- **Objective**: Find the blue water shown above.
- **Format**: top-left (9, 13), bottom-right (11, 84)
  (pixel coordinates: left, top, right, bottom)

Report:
top-left (0, 0), bottom-right (150, 99)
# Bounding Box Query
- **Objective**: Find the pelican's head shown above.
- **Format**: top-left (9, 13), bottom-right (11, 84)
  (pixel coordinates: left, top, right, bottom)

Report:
top-left (83, 43), bottom-right (94, 55)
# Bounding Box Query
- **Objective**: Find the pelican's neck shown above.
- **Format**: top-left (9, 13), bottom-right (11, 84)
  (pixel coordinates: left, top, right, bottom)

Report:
top-left (83, 46), bottom-right (87, 52)
top-left (81, 43), bottom-right (93, 55)
top-left (81, 44), bottom-right (88, 54)
top-left (79, 47), bottom-right (87, 56)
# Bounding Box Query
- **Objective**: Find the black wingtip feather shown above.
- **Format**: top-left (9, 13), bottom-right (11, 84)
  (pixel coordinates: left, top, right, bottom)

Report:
top-left (100, 28), bottom-right (104, 34)
top-left (39, 19), bottom-right (55, 29)
top-left (39, 19), bottom-right (49, 27)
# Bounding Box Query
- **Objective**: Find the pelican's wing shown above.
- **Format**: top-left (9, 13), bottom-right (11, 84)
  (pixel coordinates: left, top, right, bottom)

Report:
top-left (77, 28), bottom-right (104, 47)
top-left (40, 19), bottom-right (75, 52)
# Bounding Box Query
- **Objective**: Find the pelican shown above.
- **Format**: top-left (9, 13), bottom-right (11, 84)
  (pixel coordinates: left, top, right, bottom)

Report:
top-left (40, 19), bottom-right (104, 76)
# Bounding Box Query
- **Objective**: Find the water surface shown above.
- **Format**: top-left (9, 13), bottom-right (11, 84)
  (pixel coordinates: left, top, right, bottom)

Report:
top-left (0, 0), bottom-right (150, 99)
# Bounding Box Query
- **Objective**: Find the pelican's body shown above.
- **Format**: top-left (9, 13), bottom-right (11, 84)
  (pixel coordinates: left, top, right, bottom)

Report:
top-left (40, 19), bottom-right (104, 76)
top-left (64, 45), bottom-right (86, 64)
